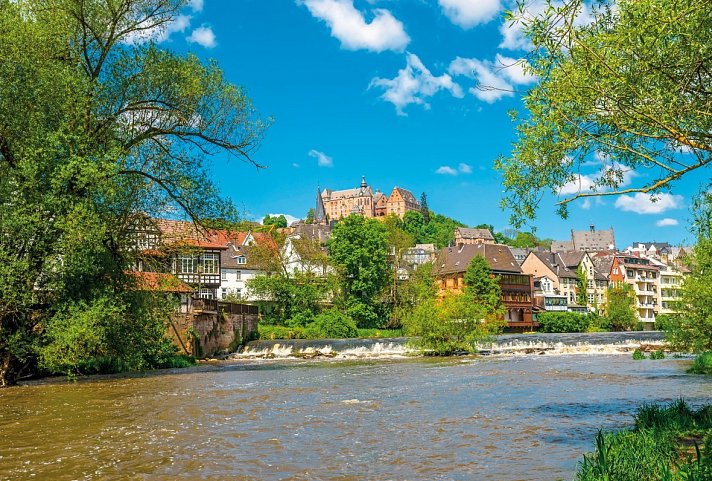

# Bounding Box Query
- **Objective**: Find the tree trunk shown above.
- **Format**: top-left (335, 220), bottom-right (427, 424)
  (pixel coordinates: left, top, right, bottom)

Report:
top-left (0, 349), bottom-right (19, 388)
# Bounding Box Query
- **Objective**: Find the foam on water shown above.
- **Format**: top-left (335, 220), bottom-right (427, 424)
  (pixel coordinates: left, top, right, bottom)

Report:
top-left (234, 332), bottom-right (667, 360)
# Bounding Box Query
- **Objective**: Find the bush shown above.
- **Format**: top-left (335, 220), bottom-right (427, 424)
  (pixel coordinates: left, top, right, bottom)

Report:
top-left (258, 325), bottom-right (311, 340)
top-left (345, 300), bottom-right (381, 329)
top-left (311, 309), bottom-right (358, 339)
top-left (285, 312), bottom-right (314, 328)
top-left (688, 351), bottom-right (712, 375)
top-left (632, 349), bottom-right (646, 360)
top-left (649, 350), bottom-right (666, 360)
top-left (537, 311), bottom-right (593, 333)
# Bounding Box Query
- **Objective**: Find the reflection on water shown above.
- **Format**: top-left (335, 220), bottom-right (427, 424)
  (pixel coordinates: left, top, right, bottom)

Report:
top-left (1, 354), bottom-right (710, 480)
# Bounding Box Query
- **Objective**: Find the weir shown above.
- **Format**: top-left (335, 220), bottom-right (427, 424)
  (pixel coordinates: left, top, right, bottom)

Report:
top-left (235, 331), bottom-right (667, 360)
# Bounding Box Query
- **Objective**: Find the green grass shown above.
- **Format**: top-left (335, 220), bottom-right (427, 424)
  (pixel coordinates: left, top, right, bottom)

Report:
top-left (356, 328), bottom-right (403, 338)
top-left (689, 351), bottom-right (712, 375)
top-left (575, 400), bottom-right (712, 481)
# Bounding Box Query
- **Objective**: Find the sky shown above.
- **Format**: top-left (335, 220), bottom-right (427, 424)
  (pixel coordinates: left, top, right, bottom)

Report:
top-left (156, 0), bottom-right (707, 248)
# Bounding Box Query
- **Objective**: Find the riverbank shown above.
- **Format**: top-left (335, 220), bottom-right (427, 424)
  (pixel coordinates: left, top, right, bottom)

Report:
top-left (574, 400), bottom-right (712, 480)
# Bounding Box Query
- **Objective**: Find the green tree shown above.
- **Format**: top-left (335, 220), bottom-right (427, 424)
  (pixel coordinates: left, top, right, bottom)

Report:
top-left (420, 192), bottom-right (430, 224)
top-left (0, 0), bottom-right (266, 386)
top-left (576, 265), bottom-right (588, 306)
top-left (665, 192), bottom-right (712, 352)
top-left (328, 214), bottom-right (390, 328)
top-left (496, 0), bottom-right (712, 226)
top-left (305, 208), bottom-right (315, 224)
top-left (263, 214), bottom-right (288, 228)
top-left (418, 213), bottom-right (467, 248)
top-left (402, 210), bottom-right (424, 239)
top-left (606, 284), bottom-right (638, 331)
top-left (509, 231), bottom-right (538, 248)
top-left (463, 255), bottom-right (502, 315)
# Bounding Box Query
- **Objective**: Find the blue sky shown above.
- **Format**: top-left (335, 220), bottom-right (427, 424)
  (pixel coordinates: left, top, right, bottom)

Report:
top-left (159, 0), bottom-right (706, 247)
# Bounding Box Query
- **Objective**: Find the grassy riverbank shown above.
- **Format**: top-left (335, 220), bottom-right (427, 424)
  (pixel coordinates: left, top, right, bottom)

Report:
top-left (257, 324), bottom-right (403, 340)
top-left (575, 400), bottom-right (712, 481)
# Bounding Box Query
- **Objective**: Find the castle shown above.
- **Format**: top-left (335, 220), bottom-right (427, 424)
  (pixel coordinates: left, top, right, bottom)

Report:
top-left (315, 176), bottom-right (420, 222)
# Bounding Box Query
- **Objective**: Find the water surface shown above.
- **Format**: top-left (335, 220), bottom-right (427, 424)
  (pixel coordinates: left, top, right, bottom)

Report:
top-left (0, 354), bottom-right (709, 480)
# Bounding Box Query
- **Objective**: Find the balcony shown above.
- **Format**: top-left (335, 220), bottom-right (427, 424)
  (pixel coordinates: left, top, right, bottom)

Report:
top-left (639, 302), bottom-right (656, 308)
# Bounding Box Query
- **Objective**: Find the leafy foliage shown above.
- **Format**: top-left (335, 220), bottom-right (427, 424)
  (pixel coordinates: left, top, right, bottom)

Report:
top-left (537, 311), bottom-right (597, 333)
top-left (328, 215), bottom-right (390, 328)
top-left (497, 0), bottom-right (712, 226)
top-left (606, 284), bottom-right (639, 331)
top-left (263, 214), bottom-right (288, 228)
top-left (0, 0), bottom-right (265, 385)
top-left (311, 309), bottom-right (358, 339)
top-left (463, 255), bottom-right (502, 315)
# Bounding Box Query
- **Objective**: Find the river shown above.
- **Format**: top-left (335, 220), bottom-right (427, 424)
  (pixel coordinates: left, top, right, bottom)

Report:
top-left (1, 333), bottom-right (710, 481)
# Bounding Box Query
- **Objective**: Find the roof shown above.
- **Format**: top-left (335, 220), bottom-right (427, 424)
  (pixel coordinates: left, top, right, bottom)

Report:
top-left (128, 271), bottom-right (192, 293)
top-left (591, 254), bottom-right (615, 279)
top-left (322, 186), bottom-right (373, 200)
top-left (454, 227), bottom-right (495, 241)
top-left (551, 240), bottom-right (574, 252)
top-left (527, 251), bottom-right (578, 279)
top-left (292, 223), bottom-right (332, 242)
top-left (433, 244), bottom-right (522, 276)
top-left (154, 219), bottom-right (228, 250)
top-left (632, 241), bottom-right (672, 252)
top-left (391, 187), bottom-right (418, 205)
top-left (571, 227), bottom-right (616, 251)
top-left (415, 243), bottom-right (436, 253)
top-left (557, 251), bottom-right (586, 269)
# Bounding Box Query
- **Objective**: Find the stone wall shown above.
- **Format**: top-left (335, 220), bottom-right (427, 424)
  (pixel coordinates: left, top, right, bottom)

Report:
top-left (169, 303), bottom-right (259, 358)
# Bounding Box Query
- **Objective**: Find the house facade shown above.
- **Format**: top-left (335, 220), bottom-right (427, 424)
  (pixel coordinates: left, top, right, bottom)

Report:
top-left (433, 243), bottom-right (535, 329)
top-left (611, 255), bottom-right (660, 326)
top-left (454, 228), bottom-right (495, 246)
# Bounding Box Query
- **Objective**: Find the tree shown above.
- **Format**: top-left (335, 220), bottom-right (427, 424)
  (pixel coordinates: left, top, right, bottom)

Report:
top-left (328, 215), bottom-right (390, 328)
top-left (420, 192), bottom-right (430, 224)
top-left (305, 208), bottom-right (315, 224)
top-left (0, 0), bottom-right (266, 386)
top-left (605, 284), bottom-right (638, 331)
top-left (664, 192), bottom-right (712, 351)
top-left (402, 211), bottom-right (424, 239)
top-left (263, 214), bottom-right (288, 228)
top-left (576, 265), bottom-right (588, 306)
top-left (463, 255), bottom-right (503, 316)
top-left (496, 0), bottom-right (712, 226)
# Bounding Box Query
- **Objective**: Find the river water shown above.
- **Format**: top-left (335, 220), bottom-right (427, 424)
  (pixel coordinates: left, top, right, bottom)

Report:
top-left (1, 333), bottom-right (710, 481)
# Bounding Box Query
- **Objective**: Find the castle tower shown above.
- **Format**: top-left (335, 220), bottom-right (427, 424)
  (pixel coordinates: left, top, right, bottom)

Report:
top-left (315, 187), bottom-right (326, 224)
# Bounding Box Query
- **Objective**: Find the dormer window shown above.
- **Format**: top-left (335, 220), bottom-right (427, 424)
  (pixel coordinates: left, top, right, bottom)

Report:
top-left (235, 256), bottom-right (247, 265)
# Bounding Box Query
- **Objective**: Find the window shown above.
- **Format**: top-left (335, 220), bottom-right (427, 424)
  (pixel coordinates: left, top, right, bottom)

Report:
top-left (588, 294), bottom-right (594, 304)
top-left (236, 270), bottom-right (241, 280)
top-left (199, 288), bottom-right (214, 299)
top-left (221, 270), bottom-right (227, 281)
top-left (221, 288), bottom-right (227, 299)
top-left (627, 271), bottom-right (635, 278)
top-left (202, 253), bottom-right (219, 274)
top-left (178, 255), bottom-right (198, 274)
top-left (236, 256), bottom-right (247, 265)
top-left (587, 280), bottom-right (593, 289)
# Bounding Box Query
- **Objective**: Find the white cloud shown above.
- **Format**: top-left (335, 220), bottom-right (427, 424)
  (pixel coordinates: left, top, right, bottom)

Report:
top-left (187, 25), bottom-right (216, 48)
top-left (436, 163), bottom-right (472, 175)
top-left (656, 218), bottom-right (679, 227)
top-left (370, 53), bottom-right (463, 115)
top-left (615, 193), bottom-right (684, 215)
top-left (300, 0), bottom-right (409, 52)
top-left (581, 198), bottom-right (592, 210)
top-left (448, 54), bottom-right (535, 103)
top-left (309, 149), bottom-right (333, 167)
top-left (557, 173), bottom-right (597, 195)
top-left (436, 166), bottom-right (458, 175)
top-left (189, 0), bottom-right (204, 12)
top-left (458, 162), bottom-right (472, 174)
top-left (123, 14), bottom-right (191, 45)
top-left (438, 0), bottom-right (501, 29)
top-left (292, 162), bottom-right (300, 168)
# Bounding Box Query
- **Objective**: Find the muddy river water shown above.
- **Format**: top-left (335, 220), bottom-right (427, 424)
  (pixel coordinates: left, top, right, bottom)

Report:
top-left (1, 334), bottom-right (710, 480)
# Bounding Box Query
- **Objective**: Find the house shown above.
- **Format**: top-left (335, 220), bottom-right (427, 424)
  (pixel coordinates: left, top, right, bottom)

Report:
top-left (432, 243), bottom-right (535, 329)
top-left (532, 275), bottom-right (568, 312)
top-left (521, 251), bottom-right (608, 312)
top-left (610, 254), bottom-right (660, 327)
top-left (402, 243), bottom-right (437, 267)
top-left (385, 187), bottom-right (420, 218)
top-left (453, 228), bottom-right (495, 246)
top-left (552, 225), bottom-right (616, 252)
top-left (282, 223), bottom-right (332, 276)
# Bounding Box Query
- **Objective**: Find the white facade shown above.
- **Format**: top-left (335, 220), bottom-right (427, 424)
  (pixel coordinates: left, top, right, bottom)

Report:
top-left (218, 267), bottom-right (262, 301)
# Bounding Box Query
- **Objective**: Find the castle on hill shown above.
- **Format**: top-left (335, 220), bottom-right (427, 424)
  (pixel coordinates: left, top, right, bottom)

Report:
top-left (315, 176), bottom-right (420, 222)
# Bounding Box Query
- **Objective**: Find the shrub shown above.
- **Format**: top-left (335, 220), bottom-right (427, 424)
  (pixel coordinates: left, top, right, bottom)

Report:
top-left (258, 325), bottom-right (311, 340)
top-left (688, 351), bottom-right (712, 375)
top-left (345, 300), bottom-right (381, 329)
top-left (537, 311), bottom-right (592, 333)
top-left (311, 309), bottom-right (358, 338)
top-left (649, 350), bottom-right (666, 360)
top-left (285, 312), bottom-right (314, 328)
top-left (632, 349), bottom-right (646, 360)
